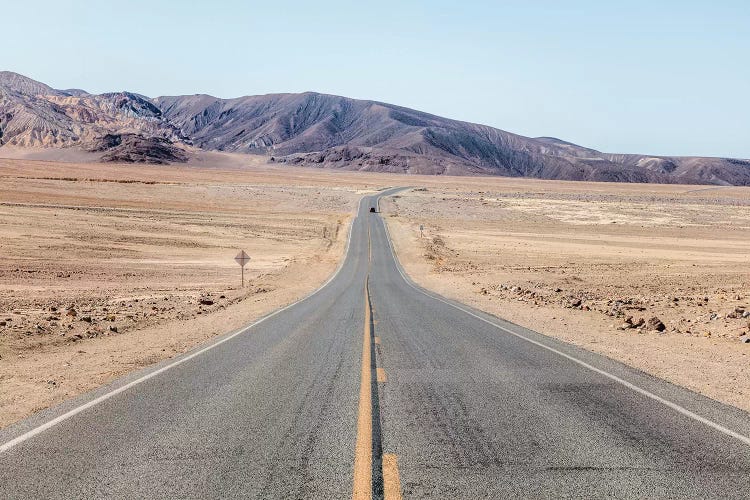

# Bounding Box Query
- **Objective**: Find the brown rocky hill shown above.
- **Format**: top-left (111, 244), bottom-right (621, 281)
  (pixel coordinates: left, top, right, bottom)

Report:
top-left (2, 71), bottom-right (749, 184)
top-left (0, 72), bottom-right (187, 164)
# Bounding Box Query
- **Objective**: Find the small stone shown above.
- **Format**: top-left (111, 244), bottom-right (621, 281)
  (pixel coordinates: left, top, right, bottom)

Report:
top-left (80, 316), bottom-right (92, 323)
top-left (109, 326), bottom-right (118, 333)
top-left (199, 299), bottom-right (214, 306)
top-left (0, 321), bottom-right (5, 327)
top-left (66, 308), bottom-right (77, 317)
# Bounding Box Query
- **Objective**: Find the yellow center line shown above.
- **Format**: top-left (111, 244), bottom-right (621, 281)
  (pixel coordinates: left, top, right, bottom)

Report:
top-left (354, 214), bottom-right (402, 500)
top-left (383, 454), bottom-right (403, 500)
top-left (353, 278), bottom-right (373, 500)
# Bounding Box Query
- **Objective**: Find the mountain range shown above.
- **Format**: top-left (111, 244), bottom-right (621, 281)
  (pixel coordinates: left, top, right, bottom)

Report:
top-left (1, 71), bottom-right (748, 185)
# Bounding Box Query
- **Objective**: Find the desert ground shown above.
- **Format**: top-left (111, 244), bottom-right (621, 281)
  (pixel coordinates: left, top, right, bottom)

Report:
top-left (382, 179), bottom-right (750, 412)
top-left (0, 154), bottom-right (397, 427)
top-left (3, 156), bottom-right (750, 428)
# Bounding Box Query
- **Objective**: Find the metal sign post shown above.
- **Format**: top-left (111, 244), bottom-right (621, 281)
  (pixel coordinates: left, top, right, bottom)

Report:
top-left (235, 250), bottom-right (251, 287)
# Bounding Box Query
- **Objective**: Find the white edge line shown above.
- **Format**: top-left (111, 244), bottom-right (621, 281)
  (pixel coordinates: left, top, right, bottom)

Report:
top-left (378, 196), bottom-right (750, 448)
top-left (0, 195), bottom-right (370, 454)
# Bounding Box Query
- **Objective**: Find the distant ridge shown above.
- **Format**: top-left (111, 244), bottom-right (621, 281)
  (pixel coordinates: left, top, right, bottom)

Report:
top-left (1, 71), bottom-right (748, 184)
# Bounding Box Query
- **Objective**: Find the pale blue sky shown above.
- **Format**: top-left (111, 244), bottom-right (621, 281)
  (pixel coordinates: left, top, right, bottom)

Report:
top-left (5, 1), bottom-right (749, 157)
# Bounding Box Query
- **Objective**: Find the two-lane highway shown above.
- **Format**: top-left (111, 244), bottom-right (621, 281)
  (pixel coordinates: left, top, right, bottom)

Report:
top-left (1, 188), bottom-right (750, 499)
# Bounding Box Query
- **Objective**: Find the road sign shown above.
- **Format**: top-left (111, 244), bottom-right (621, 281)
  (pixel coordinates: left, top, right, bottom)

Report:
top-left (235, 250), bottom-right (251, 287)
top-left (235, 250), bottom-right (251, 267)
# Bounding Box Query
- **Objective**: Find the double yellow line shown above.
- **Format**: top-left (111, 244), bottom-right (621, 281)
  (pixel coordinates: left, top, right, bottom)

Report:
top-left (353, 225), bottom-right (402, 500)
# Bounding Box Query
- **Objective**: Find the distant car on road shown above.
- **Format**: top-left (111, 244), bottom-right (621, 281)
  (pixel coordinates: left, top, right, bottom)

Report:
top-left (369, 207), bottom-right (376, 213)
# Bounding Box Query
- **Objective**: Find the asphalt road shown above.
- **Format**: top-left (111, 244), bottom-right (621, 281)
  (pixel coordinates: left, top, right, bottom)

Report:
top-left (2, 188), bottom-right (750, 499)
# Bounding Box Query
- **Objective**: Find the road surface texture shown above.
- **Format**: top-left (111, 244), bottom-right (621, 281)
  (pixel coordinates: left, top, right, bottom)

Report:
top-left (2, 188), bottom-right (750, 499)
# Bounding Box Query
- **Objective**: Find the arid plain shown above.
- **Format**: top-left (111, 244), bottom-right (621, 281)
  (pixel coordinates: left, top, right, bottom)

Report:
top-left (383, 179), bottom-right (750, 412)
top-left (0, 155), bottom-right (388, 427)
top-left (2, 157), bottom-right (749, 428)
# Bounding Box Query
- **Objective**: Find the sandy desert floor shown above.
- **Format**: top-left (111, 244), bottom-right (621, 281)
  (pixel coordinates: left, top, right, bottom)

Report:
top-left (0, 155), bottom-right (394, 427)
top-left (383, 179), bottom-right (750, 412)
top-left (3, 156), bottom-right (750, 427)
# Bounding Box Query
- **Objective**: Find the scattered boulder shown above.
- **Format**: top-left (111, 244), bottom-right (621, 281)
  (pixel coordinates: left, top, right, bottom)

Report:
top-left (66, 307), bottom-right (77, 317)
top-left (80, 316), bottom-right (92, 323)
top-left (620, 316), bottom-right (643, 330)
top-left (109, 326), bottom-right (118, 333)
top-left (727, 307), bottom-right (746, 319)
top-left (199, 298), bottom-right (214, 306)
top-left (647, 316), bottom-right (666, 332)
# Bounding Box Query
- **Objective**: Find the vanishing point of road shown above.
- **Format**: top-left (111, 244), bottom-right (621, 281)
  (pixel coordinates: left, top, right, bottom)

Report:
top-left (2, 188), bottom-right (750, 498)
